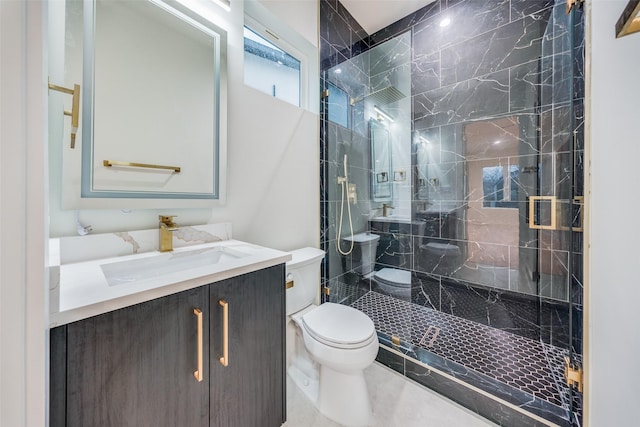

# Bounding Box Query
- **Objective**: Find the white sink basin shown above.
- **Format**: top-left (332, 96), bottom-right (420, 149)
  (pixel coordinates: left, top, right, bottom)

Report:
top-left (101, 246), bottom-right (248, 287)
top-left (370, 215), bottom-right (412, 224)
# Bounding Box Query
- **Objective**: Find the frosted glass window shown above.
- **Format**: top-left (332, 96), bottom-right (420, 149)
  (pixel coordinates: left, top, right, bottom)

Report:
top-left (244, 26), bottom-right (301, 106)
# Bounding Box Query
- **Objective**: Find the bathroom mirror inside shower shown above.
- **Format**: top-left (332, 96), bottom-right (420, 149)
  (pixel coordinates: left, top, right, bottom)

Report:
top-left (54, 0), bottom-right (227, 208)
top-left (370, 118), bottom-right (392, 202)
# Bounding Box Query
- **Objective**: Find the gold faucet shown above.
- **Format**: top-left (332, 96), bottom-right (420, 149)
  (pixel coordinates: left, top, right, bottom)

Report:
top-left (382, 203), bottom-right (394, 217)
top-left (159, 215), bottom-right (179, 252)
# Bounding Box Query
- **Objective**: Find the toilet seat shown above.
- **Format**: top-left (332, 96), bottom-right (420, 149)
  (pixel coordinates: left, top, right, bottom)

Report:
top-left (374, 268), bottom-right (411, 288)
top-left (301, 303), bottom-right (376, 349)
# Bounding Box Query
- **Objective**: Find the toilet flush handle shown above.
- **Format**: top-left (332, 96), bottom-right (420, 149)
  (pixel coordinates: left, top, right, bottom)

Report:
top-left (286, 273), bottom-right (295, 289)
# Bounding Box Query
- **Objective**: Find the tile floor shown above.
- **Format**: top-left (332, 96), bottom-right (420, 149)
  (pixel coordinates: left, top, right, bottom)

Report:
top-left (352, 291), bottom-right (573, 408)
top-left (284, 361), bottom-right (498, 427)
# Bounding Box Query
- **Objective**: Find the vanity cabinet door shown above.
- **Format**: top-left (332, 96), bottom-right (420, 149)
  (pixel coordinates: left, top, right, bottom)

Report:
top-left (61, 286), bottom-right (209, 427)
top-left (209, 265), bottom-right (286, 427)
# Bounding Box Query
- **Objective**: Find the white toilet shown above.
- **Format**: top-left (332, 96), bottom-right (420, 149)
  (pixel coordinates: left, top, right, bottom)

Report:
top-left (373, 267), bottom-right (412, 298)
top-left (340, 232), bottom-right (380, 275)
top-left (286, 247), bottom-right (379, 427)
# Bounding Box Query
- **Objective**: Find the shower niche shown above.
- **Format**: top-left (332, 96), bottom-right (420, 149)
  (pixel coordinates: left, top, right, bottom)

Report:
top-left (321, 0), bottom-right (584, 426)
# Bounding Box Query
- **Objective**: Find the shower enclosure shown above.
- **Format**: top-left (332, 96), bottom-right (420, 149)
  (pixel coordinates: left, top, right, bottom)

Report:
top-left (320, 0), bottom-right (584, 426)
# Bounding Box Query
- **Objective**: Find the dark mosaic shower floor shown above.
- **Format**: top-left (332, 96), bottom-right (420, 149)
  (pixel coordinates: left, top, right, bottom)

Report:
top-left (350, 290), bottom-right (578, 411)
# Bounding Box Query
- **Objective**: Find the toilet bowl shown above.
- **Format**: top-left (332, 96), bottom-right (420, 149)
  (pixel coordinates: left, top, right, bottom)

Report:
top-left (420, 241), bottom-right (461, 275)
top-left (373, 267), bottom-right (412, 298)
top-left (286, 247), bottom-right (379, 427)
top-left (340, 232), bottom-right (380, 275)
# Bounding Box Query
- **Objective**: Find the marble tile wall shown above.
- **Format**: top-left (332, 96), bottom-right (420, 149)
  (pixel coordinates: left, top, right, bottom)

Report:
top-left (320, 0), bottom-right (584, 423)
top-left (320, 0), bottom-right (371, 291)
top-left (321, 0), bottom-right (583, 346)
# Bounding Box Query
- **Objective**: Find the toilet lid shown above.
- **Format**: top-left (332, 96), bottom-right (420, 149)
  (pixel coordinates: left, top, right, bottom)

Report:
top-left (374, 268), bottom-right (411, 288)
top-left (302, 303), bottom-right (376, 349)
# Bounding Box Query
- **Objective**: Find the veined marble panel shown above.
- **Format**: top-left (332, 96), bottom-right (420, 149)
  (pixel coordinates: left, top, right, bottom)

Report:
top-left (510, 0), bottom-right (555, 22)
top-left (411, 51), bottom-right (441, 95)
top-left (413, 70), bottom-right (510, 129)
top-left (367, 1), bottom-right (440, 47)
top-left (54, 222), bottom-right (232, 265)
top-left (413, 0), bottom-right (511, 59)
top-left (320, 0), bottom-right (352, 59)
top-left (439, 12), bottom-right (551, 86)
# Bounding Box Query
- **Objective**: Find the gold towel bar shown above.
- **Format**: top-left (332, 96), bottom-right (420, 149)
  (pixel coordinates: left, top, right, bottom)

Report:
top-left (103, 160), bottom-right (181, 173)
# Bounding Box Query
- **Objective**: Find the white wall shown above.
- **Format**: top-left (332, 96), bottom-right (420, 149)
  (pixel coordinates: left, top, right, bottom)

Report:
top-left (1, 1), bottom-right (47, 426)
top-left (587, 1), bottom-right (640, 425)
top-left (0, 1), bottom-right (318, 426)
top-left (49, 0), bottom-right (320, 253)
top-left (258, 0), bottom-right (318, 47)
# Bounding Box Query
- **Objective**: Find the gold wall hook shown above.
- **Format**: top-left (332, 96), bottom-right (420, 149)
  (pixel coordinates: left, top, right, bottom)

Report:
top-left (48, 82), bottom-right (80, 149)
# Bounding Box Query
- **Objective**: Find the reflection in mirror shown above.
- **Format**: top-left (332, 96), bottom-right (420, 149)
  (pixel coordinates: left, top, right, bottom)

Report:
top-left (370, 118), bottom-right (392, 202)
top-left (456, 116), bottom-right (536, 293)
top-left (327, 83), bottom-right (350, 128)
top-left (482, 165), bottom-right (519, 208)
top-left (60, 0), bottom-right (227, 205)
top-left (415, 134), bottom-right (430, 200)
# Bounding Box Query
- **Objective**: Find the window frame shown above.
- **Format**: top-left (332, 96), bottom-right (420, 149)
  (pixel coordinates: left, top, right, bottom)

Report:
top-left (243, 2), bottom-right (318, 113)
top-left (242, 19), bottom-right (304, 107)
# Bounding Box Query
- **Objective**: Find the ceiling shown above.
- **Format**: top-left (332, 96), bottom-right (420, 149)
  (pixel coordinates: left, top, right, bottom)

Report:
top-left (340, 0), bottom-right (436, 35)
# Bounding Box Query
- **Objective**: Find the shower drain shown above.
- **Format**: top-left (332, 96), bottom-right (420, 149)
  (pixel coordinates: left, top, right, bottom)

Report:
top-left (419, 325), bottom-right (440, 348)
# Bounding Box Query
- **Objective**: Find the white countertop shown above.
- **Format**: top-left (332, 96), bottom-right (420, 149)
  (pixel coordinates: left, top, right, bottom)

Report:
top-left (50, 239), bottom-right (291, 327)
top-left (370, 215), bottom-right (419, 224)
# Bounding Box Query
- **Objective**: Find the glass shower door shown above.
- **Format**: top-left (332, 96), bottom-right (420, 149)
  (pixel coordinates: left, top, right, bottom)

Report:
top-left (319, 0), bottom-right (585, 424)
top-left (530, 1), bottom-right (585, 424)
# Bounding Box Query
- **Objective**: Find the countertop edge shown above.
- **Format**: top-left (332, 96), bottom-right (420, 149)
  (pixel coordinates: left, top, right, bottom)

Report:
top-left (49, 253), bottom-right (290, 327)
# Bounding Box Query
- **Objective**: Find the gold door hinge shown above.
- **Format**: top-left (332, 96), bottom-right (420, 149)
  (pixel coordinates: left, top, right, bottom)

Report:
top-left (391, 335), bottom-right (401, 346)
top-left (566, 0), bottom-right (584, 14)
top-left (321, 89), bottom-right (330, 99)
top-left (564, 357), bottom-right (583, 392)
top-left (322, 286), bottom-right (331, 296)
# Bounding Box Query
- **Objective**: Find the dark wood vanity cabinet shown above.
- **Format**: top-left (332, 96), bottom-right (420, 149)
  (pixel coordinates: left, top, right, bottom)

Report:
top-left (209, 265), bottom-right (286, 427)
top-left (59, 286), bottom-right (210, 427)
top-left (50, 265), bottom-right (286, 427)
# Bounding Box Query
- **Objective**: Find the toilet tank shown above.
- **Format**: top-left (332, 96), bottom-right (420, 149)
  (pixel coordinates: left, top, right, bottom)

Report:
top-left (286, 247), bottom-right (325, 315)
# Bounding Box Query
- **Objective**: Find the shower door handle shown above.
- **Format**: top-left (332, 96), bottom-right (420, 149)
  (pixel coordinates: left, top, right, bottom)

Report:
top-left (528, 195), bottom-right (583, 231)
top-left (528, 196), bottom-right (558, 230)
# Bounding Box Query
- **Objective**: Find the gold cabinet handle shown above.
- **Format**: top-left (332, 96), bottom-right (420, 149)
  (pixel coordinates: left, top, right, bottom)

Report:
top-left (193, 308), bottom-right (203, 382)
top-left (219, 300), bottom-right (229, 367)
top-left (48, 82), bottom-right (81, 149)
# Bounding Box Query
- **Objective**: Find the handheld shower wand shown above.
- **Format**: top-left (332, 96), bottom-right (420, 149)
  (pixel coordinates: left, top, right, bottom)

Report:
top-left (337, 154), bottom-right (355, 255)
